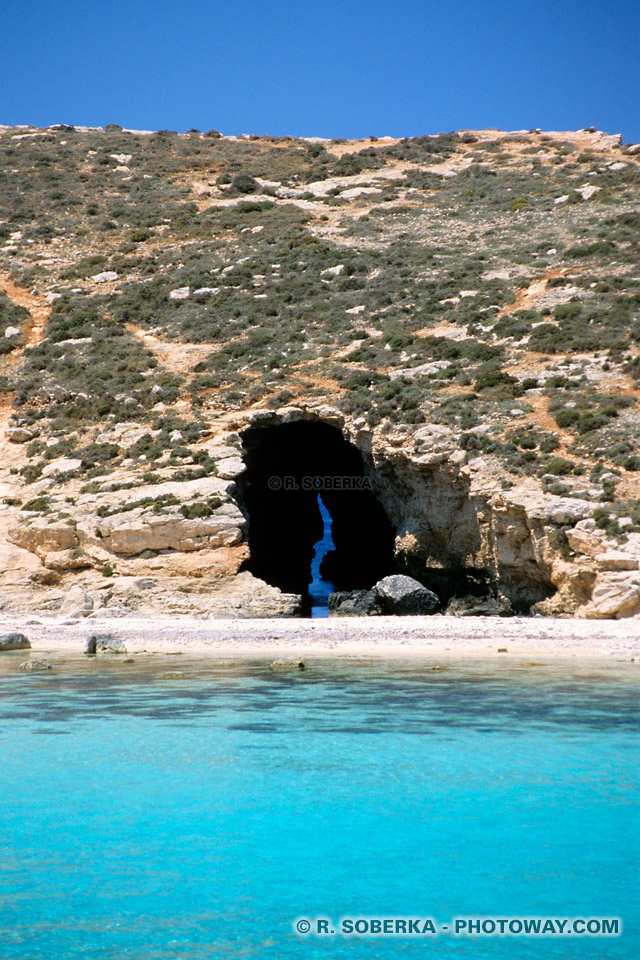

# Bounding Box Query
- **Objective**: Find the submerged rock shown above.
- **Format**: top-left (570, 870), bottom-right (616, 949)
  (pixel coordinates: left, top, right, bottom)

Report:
top-left (0, 633), bottom-right (31, 651)
top-left (328, 590), bottom-right (383, 616)
top-left (269, 660), bottom-right (306, 671)
top-left (446, 595), bottom-right (513, 617)
top-left (19, 659), bottom-right (52, 671)
top-left (373, 575), bottom-right (439, 615)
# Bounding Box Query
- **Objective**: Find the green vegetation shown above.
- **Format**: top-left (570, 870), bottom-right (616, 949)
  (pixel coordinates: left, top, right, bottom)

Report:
top-left (0, 125), bottom-right (638, 504)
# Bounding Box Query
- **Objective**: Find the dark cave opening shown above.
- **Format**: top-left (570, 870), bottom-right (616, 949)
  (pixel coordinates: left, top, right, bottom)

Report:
top-left (238, 421), bottom-right (396, 610)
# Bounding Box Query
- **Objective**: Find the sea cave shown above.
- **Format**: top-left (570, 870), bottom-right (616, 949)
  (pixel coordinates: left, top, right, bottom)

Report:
top-left (238, 421), bottom-right (396, 614)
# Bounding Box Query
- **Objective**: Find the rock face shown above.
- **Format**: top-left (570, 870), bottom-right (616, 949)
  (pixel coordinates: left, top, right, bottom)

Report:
top-left (96, 504), bottom-right (243, 555)
top-left (3, 402), bottom-right (640, 621)
top-left (373, 575), bottom-right (440, 615)
top-left (0, 633), bottom-right (31, 651)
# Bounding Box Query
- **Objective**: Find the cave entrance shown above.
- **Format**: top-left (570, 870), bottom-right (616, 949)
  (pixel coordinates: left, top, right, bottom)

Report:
top-left (239, 421), bottom-right (395, 615)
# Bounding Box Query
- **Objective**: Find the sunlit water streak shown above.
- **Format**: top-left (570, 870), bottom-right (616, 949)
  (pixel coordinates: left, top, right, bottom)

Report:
top-left (0, 656), bottom-right (638, 958)
top-left (309, 495), bottom-right (336, 618)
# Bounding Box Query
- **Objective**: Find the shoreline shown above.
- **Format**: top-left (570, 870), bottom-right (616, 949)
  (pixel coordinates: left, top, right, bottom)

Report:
top-left (1, 613), bottom-right (639, 661)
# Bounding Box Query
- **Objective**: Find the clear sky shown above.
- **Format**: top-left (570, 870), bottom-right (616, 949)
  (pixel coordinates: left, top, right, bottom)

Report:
top-left (1, 0), bottom-right (638, 141)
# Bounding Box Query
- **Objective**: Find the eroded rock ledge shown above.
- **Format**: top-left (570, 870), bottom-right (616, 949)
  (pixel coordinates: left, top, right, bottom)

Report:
top-left (3, 403), bottom-right (639, 619)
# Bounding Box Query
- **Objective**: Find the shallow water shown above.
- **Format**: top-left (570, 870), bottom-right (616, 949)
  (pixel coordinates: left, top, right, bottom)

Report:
top-left (1, 655), bottom-right (638, 958)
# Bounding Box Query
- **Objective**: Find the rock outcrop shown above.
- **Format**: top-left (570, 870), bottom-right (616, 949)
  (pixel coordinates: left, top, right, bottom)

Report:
top-left (5, 402), bottom-right (637, 619)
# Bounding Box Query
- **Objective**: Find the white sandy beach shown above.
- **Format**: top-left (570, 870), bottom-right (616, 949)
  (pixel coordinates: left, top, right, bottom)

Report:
top-left (1, 613), bottom-right (640, 661)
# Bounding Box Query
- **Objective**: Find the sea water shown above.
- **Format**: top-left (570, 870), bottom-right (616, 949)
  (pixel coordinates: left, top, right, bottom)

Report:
top-left (309, 495), bottom-right (336, 618)
top-left (0, 655), bottom-right (638, 959)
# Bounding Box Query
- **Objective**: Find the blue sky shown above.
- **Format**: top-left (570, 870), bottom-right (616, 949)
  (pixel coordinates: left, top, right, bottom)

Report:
top-left (1, 0), bottom-right (638, 141)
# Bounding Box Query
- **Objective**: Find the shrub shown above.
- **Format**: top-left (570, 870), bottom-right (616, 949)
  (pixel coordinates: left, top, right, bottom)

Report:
top-left (179, 497), bottom-right (222, 518)
top-left (553, 408), bottom-right (580, 429)
top-left (231, 172), bottom-right (259, 194)
top-left (474, 368), bottom-right (517, 392)
top-left (546, 457), bottom-right (574, 476)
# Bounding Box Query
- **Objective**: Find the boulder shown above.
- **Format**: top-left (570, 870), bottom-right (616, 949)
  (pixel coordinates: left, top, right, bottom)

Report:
top-left (0, 632), bottom-right (31, 651)
top-left (59, 584), bottom-right (94, 617)
top-left (566, 526), bottom-right (604, 559)
top-left (50, 384), bottom-right (72, 402)
top-left (373, 575), bottom-right (439, 615)
top-left (91, 271), bottom-right (118, 283)
top-left (88, 634), bottom-right (127, 655)
top-left (446, 595), bottom-right (513, 617)
top-left (6, 427), bottom-right (33, 442)
top-left (590, 580), bottom-right (640, 618)
top-left (575, 184), bottom-right (600, 201)
top-left (328, 589), bottom-right (383, 616)
top-left (321, 264), bottom-right (345, 278)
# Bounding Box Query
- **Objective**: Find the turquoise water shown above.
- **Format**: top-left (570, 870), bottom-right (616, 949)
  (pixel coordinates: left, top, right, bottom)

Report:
top-left (309, 495), bottom-right (336, 618)
top-left (1, 655), bottom-right (639, 958)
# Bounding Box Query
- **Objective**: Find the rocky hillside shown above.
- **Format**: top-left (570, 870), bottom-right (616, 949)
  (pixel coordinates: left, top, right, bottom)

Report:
top-left (1, 123), bottom-right (639, 618)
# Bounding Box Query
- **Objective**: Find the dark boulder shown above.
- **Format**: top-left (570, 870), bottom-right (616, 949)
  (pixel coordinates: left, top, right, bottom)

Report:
top-left (86, 634), bottom-right (127, 655)
top-left (446, 596), bottom-right (513, 617)
top-left (0, 633), bottom-right (31, 651)
top-left (373, 575), bottom-right (439, 615)
top-left (328, 590), bottom-right (383, 616)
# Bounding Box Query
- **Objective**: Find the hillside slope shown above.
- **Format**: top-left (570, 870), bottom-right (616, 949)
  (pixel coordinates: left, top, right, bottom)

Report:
top-left (1, 124), bottom-right (639, 618)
